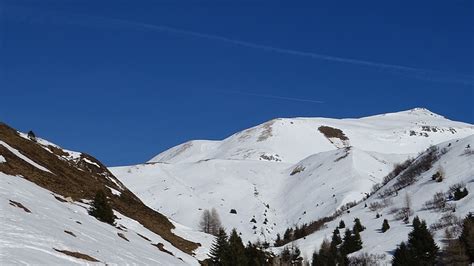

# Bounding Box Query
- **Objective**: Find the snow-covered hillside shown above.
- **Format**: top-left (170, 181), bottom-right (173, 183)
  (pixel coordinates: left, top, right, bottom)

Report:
top-left (149, 108), bottom-right (473, 164)
top-left (0, 123), bottom-right (212, 265)
top-left (286, 135), bottom-right (474, 263)
top-left (111, 108), bottom-right (474, 263)
top-left (0, 172), bottom-right (211, 265)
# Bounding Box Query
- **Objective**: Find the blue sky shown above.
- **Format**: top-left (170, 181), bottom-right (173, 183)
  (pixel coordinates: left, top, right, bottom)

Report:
top-left (1, 0), bottom-right (473, 166)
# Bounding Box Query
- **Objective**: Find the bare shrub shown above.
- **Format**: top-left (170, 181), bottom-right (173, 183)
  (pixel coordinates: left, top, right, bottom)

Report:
top-left (394, 146), bottom-right (441, 190)
top-left (349, 253), bottom-right (386, 265)
top-left (423, 192), bottom-right (447, 212)
top-left (199, 208), bottom-right (222, 236)
top-left (430, 213), bottom-right (462, 231)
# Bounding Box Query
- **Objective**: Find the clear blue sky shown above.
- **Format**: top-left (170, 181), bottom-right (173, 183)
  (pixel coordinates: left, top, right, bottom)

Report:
top-left (1, 0), bottom-right (473, 166)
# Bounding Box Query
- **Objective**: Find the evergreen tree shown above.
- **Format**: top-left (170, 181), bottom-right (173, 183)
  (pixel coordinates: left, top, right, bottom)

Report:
top-left (331, 228), bottom-right (342, 246)
top-left (381, 219), bottom-right (390, 233)
top-left (88, 190), bottom-right (115, 225)
top-left (244, 242), bottom-right (267, 266)
top-left (353, 218), bottom-right (365, 232)
top-left (209, 228), bottom-right (229, 265)
top-left (27, 130), bottom-right (36, 141)
top-left (352, 229), bottom-right (363, 252)
top-left (312, 239), bottom-right (335, 266)
top-left (453, 187), bottom-right (468, 201)
top-left (407, 217), bottom-right (439, 264)
top-left (228, 229), bottom-right (248, 265)
top-left (275, 233), bottom-right (282, 246)
top-left (460, 214), bottom-right (474, 262)
top-left (341, 228), bottom-right (362, 255)
top-left (339, 220), bottom-right (345, 229)
top-left (392, 242), bottom-right (414, 266)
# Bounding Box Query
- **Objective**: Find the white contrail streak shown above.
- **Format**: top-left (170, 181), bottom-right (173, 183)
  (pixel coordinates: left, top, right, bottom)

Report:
top-left (9, 7), bottom-right (473, 85)
top-left (97, 17), bottom-right (474, 85)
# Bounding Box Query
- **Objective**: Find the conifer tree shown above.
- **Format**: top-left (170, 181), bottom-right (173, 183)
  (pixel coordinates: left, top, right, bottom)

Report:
top-left (338, 220), bottom-right (345, 229)
top-left (331, 228), bottom-right (342, 246)
top-left (228, 229), bottom-right (248, 265)
top-left (209, 228), bottom-right (229, 265)
top-left (88, 190), bottom-right (115, 225)
top-left (460, 214), bottom-right (474, 262)
top-left (381, 219), bottom-right (390, 233)
top-left (407, 216), bottom-right (439, 264)
top-left (392, 242), bottom-right (414, 266)
top-left (353, 218), bottom-right (365, 232)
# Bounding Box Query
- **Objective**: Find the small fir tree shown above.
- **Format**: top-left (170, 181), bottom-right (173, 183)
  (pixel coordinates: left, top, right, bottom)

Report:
top-left (88, 190), bottom-right (115, 225)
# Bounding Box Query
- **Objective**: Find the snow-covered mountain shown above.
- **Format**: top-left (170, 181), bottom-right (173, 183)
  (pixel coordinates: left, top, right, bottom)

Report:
top-left (0, 123), bottom-right (212, 265)
top-left (111, 108), bottom-right (474, 263)
top-left (2, 108), bottom-right (473, 264)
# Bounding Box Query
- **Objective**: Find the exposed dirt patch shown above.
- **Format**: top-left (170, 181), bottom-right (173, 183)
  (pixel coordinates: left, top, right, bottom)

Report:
top-left (53, 248), bottom-right (99, 262)
top-left (257, 121), bottom-right (275, 142)
top-left (117, 232), bottom-right (130, 242)
top-left (137, 233), bottom-right (151, 242)
top-left (9, 200), bottom-right (31, 213)
top-left (0, 123), bottom-right (199, 254)
top-left (318, 126), bottom-right (349, 141)
top-left (153, 243), bottom-right (174, 256)
top-left (290, 165), bottom-right (306, 176)
top-left (64, 230), bottom-right (76, 237)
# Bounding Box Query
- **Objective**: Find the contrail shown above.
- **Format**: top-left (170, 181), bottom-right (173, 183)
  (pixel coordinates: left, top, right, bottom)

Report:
top-left (221, 90), bottom-right (324, 104)
top-left (96, 17), bottom-right (474, 85)
top-left (8, 7), bottom-right (474, 85)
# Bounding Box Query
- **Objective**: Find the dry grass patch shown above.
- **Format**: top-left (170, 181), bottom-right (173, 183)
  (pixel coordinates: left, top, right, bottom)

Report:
top-left (53, 248), bottom-right (99, 262)
top-left (9, 200), bottom-right (31, 213)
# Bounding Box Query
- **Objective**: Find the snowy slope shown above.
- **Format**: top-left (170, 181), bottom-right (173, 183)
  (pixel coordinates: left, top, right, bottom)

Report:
top-left (149, 108), bottom-right (474, 164)
top-left (0, 123), bottom-right (212, 265)
top-left (0, 172), bottom-right (208, 265)
top-left (284, 135), bottom-right (474, 263)
top-left (112, 108), bottom-right (474, 249)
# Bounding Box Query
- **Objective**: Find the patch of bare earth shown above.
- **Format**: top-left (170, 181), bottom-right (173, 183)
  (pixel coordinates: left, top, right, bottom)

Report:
top-left (0, 123), bottom-right (199, 254)
top-left (9, 200), bottom-right (31, 213)
top-left (257, 121), bottom-right (275, 142)
top-left (53, 248), bottom-right (99, 262)
top-left (64, 230), bottom-right (76, 237)
top-left (318, 126), bottom-right (349, 141)
top-left (117, 232), bottom-right (130, 242)
top-left (153, 243), bottom-right (174, 256)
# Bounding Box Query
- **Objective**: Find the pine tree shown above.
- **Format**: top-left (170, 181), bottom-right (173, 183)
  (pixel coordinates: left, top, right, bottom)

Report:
top-left (407, 217), bottom-right (439, 264)
top-left (353, 218), bottom-right (365, 232)
top-left (341, 228), bottom-right (362, 255)
top-left (339, 220), bottom-right (345, 229)
top-left (275, 233), bottom-right (282, 246)
top-left (381, 219), bottom-right (390, 233)
top-left (228, 229), bottom-right (248, 265)
top-left (88, 190), bottom-right (115, 225)
top-left (312, 239), bottom-right (336, 266)
top-left (460, 214), bottom-right (474, 262)
top-left (208, 228), bottom-right (229, 265)
top-left (331, 228), bottom-right (342, 246)
top-left (392, 242), bottom-right (414, 266)
top-left (352, 229), bottom-right (363, 251)
top-left (27, 130), bottom-right (36, 141)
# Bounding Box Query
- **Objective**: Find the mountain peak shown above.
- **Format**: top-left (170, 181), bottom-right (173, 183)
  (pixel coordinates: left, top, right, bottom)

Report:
top-left (402, 107), bottom-right (444, 118)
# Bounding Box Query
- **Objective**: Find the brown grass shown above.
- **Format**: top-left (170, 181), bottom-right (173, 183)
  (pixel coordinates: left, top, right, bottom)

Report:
top-left (0, 123), bottom-right (199, 254)
top-left (9, 200), bottom-right (31, 213)
top-left (64, 230), bottom-right (76, 237)
top-left (318, 126), bottom-right (349, 141)
top-left (153, 243), bottom-right (174, 256)
top-left (53, 248), bottom-right (99, 262)
top-left (117, 232), bottom-right (130, 242)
